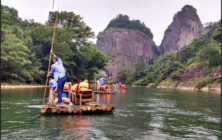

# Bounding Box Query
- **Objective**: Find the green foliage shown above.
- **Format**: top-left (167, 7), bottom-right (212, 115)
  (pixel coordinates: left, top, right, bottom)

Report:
top-left (197, 44), bottom-right (221, 67)
top-left (1, 5), bottom-right (108, 84)
top-left (1, 26), bottom-right (33, 83)
top-left (47, 11), bottom-right (94, 46)
top-left (106, 14), bottom-right (153, 38)
top-left (1, 5), bottom-right (22, 25)
top-left (129, 22), bottom-right (221, 86)
top-left (195, 80), bottom-right (208, 89)
top-left (133, 78), bottom-right (148, 86)
top-left (170, 70), bottom-right (183, 80)
top-left (134, 58), bottom-right (147, 80)
top-left (116, 67), bottom-right (132, 83)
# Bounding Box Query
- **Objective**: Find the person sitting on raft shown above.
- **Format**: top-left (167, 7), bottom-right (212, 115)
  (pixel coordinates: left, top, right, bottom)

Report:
top-left (71, 79), bottom-right (78, 93)
top-left (99, 76), bottom-right (106, 86)
top-left (48, 76), bottom-right (57, 106)
top-left (97, 80), bottom-right (101, 90)
top-left (54, 83), bottom-right (73, 106)
top-left (78, 79), bottom-right (90, 91)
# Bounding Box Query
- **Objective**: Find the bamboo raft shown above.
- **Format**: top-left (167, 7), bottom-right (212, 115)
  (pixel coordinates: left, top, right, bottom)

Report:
top-left (40, 84), bottom-right (115, 115)
top-left (40, 102), bottom-right (115, 115)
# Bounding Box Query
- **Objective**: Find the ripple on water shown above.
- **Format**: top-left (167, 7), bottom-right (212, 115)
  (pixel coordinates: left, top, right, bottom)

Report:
top-left (1, 107), bottom-right (10, 110)
top-left (202, 116), bottom-right (221, 124)
top-left (185, 126), bottom-right (220, 139)
top-left (163, 108), bottom-right (203, 116)
top-left (115, 109), bottom-right (134, 118)
top-left (26, 105), bottom-right (42, 109)
top-left (136, 98), bottom-right (175, 109)
top-left (87, 127), bottom-right (111, 140)
top-left (7, 120), bottom-right (25, 123)
top-left (1, 128), bottom-right (48, 140)
top-left (135, 130), bottom-right (179, 140)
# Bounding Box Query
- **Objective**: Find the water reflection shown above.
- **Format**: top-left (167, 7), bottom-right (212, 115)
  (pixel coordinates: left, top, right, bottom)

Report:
top-left (39, 115), bottom-right (89, 139)
top-left (96, 94), bottom-right (111, 105)
top-left (1, 87), bottom-right (221, 139)
top-left (117, 88), bottom-right (126, 94)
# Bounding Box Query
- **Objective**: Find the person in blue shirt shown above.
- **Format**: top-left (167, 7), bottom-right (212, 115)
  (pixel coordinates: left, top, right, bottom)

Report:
top-left (48, 76), bottom-right (57, 105)
top-left (47, 50), bottom-right (66, 105)
top-left (99, 76), bottom-right (106, 86)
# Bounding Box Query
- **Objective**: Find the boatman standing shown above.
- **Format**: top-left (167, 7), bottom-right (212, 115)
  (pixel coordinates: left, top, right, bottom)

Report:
top-left (47, 50), bottom-right (66, 105)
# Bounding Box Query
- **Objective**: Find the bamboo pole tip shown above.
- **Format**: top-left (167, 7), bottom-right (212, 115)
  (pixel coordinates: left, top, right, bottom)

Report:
top-left (40, 107), bottom-right (47, 113)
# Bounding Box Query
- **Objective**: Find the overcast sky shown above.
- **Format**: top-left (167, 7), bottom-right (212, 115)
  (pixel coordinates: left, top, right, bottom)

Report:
top-left (2, 0), bottom-right (221, 45)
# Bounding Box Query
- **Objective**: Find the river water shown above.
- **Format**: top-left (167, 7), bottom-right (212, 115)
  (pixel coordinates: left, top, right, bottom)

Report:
top-left (1, 87), bottom-right (221, 139)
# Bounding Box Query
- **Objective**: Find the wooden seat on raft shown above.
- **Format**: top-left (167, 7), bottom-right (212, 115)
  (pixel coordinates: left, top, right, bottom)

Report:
top-left (72, 89), bottom-right (93, 105)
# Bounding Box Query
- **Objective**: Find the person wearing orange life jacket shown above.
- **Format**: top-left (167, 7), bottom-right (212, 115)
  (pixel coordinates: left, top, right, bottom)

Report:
top-left (71, 79), bottom-right (78, 93)
top-left (54, 83), bottom-right (72, 104)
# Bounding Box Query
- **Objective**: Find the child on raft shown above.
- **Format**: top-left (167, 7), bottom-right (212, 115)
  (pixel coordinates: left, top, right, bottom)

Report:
top-left (48, 76), bottom-right (57, 106)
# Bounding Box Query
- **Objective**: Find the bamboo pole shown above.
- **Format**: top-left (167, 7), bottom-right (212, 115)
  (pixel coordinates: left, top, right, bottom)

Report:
top-left (68, 108), bottom-right (73, 113)
top-left (42, 1), bottom-right (59, 106)
top-left (46, 108), bottom-right (51, 113)
top-left (82, 106), bottom-right (87, 112)
top-left (102, 106), bottom-right (106, 111)
top-left (92, 106), bottom-right (96, 111)
top-left (62, 108), bottom-right (68, 113)
top-left (97, 106), bottom-right (102, 111)
top-left (51, 107), bottom-right (57, 113)
top-left (73, 108), bottom-right (78, 114)
top-left (56, 108), bottom-right (62, 113)
top-left (87, 106), bottom-right (91, 111)
top-left (111, 107), bottom-right (115, 112)
top-left (106, 106), bottom-right (111, 111)
top-left (40, 107), bottom-right (47, 114)
top-left (78, 109), bottom-right (83, 114)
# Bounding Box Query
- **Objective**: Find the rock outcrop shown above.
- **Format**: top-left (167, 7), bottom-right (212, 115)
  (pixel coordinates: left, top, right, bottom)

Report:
top-left (160, 5), bottom-right (203, 53)
top-left (96, 28), bottom-right (158, 78)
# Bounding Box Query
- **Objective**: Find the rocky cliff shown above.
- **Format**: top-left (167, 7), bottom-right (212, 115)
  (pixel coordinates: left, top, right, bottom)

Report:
top-left (160, 5), bottom-right (203, 53)
top-left (96, 28), bottom-right (158, 78)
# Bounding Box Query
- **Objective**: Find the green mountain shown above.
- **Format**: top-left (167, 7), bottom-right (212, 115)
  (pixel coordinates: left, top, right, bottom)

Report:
top-left (125, 21), bottom-right (221, 91)
top-left (105, 14), bottom-right (153, 38)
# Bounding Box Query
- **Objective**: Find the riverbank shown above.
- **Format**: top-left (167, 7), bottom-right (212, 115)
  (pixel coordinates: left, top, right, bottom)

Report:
top-left (131, 80), bottom-right (221, 93)
top-left (1, 84), bottom-right (45, 89)
top-left (156, 85), bottom-right (221, 93)
top-left (155, 78), bottom-right (221, 93)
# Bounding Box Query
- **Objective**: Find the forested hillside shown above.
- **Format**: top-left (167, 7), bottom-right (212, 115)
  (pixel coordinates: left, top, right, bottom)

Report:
top-left (105, 14), bottom-right (153, 38)
top-left (1, 5), bottom-right (108, 84)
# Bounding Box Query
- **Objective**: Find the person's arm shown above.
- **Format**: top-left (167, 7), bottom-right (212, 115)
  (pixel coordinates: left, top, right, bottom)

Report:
top-left (53, 87), bottom-right (57, 93)
top-left (51, 49), bottom-right (63, 64)
top-left (50, 49), bottom-right (55, 56)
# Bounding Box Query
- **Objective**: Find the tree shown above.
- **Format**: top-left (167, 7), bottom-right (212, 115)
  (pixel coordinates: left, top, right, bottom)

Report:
top-left (134, 58), bottom-right (147, 79)
top-left (106, 14), bottom-right (153, 38)
top-left (116, 68), bottom-right (132, 83)
top-left (1, 28), bottom-right (32, 82)
top-left (1, 5), bottom-right (22, 25)
top-left (1, 5), bottom-right (108, 84)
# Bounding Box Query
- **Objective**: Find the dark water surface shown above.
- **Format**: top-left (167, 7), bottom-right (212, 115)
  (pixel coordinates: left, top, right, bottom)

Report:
top-left (1, 87), bottom-right (221, 139)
